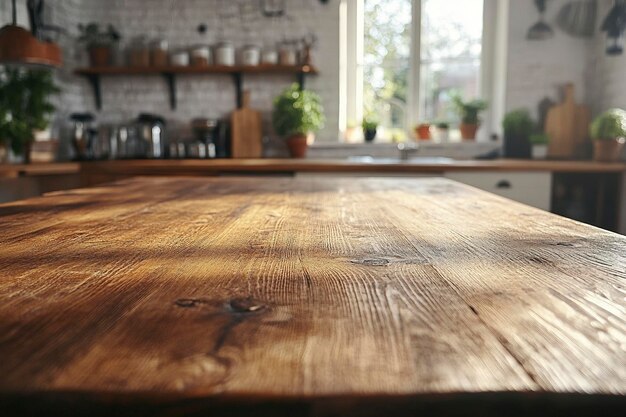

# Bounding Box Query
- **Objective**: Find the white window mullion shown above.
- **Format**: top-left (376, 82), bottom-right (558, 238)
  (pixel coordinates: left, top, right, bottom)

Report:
top-left (407, 0), bottom-right (422, 130)
top-left (342, 0), bottom-right (364, 137)
top-left (482, 0), bottom-right (509, 138)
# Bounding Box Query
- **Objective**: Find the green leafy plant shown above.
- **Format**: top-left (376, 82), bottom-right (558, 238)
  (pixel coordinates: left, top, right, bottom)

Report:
top-left (452, 96), bottom-right (488, 125)
top-left (502, 110), bottom-right (535, 138)
top-left (362, 118), bottom-right (379, 132)
top-left (436, 121), bottom-right (450, 129)
top-left (590, 108), bottom-right (626, 141)
top-left (77, 23), bottom-right (121, 48)
top-left (0, 68), bottom-right (60, 157)
top-left (272, 84), bottom-right (325, 137)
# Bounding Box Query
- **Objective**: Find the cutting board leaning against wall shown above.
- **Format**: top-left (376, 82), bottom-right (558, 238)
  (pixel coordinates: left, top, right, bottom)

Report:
top-left (231, 91), bottom-right (263, 158)
top-left (545, 84), bottom-right (591, 159)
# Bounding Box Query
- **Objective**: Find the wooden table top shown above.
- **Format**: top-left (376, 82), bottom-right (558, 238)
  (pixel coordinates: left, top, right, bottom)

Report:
top-left (0, 177), bottom-right (624, 416)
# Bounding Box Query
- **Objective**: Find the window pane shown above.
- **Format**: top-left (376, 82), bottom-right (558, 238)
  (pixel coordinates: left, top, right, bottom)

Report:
top-left (363, 0), bottom-right (412, 140)
top-left (420, 0), bottom-right (483, 136)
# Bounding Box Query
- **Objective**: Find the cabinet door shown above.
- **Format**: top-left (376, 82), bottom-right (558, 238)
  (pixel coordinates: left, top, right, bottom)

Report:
top-left (445, 171), bottom-right (552, 211)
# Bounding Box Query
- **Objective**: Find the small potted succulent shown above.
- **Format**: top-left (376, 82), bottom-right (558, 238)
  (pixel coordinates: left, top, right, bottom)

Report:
top-left (590, 108), bottom-right (626, 162)
top-left (502, 109), bottom-right (534, 159)
top-left (272, 84), bottom-right (325, 158)
top-left (452, 95), bottom-right (488, 140)
top-left (0, 68), bottom-right (59, 164)
top-left (414, 122), bottom-right (431, 140)
top-left (78, 23), bottom-right (121, 67)
top-left (530, 133), bottom-right (550, 159)
top-left (435, 121), bottom-right (450, 142)
top-left (362, 118), bottom-right (379, 142)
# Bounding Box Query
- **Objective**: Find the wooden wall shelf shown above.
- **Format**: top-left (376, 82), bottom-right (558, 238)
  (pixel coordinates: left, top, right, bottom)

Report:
top-left (75, 64), bottom-right (318, 111)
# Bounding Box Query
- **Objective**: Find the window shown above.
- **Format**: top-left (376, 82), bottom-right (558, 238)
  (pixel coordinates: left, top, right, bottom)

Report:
top-left (362, 0), bottom-right (412, 140)
top-left (342, 0), bottom-right (506, 142)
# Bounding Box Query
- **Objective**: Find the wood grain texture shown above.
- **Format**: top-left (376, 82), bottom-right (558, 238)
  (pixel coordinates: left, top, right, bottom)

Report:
top-left (0, 177), bottom-right (624, 416)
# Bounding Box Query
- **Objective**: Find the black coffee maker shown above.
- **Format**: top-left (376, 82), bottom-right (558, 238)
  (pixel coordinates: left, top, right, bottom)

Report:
top-left (191, 118), bottom-right (230, 158)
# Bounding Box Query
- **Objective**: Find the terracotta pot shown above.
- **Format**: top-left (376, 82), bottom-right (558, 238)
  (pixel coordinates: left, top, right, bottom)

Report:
top-left (415, 124), bottom-right (431, 140)
top-left (89, 46), bottom-right (112, 67)
top-left (460, 123), bottom-right (479, 140)
top-left (593, 139), bottom-right (625, 162)
top-left (287, 134), bottom-right (308, 158)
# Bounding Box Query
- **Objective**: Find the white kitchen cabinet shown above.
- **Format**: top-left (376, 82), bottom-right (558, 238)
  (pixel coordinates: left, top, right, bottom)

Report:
top-left (445, 171), bottom-right (552, 211)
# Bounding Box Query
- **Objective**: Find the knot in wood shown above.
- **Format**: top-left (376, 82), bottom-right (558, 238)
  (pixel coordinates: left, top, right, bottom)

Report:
top-left (228, 298), bottom-right (267, 314)
top-left (174, 298), bottom-right (206, 308)
top-left (351, 258), bottom-right (390, 266)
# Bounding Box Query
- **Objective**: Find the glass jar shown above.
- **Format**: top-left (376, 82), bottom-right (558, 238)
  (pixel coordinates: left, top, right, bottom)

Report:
top-left (261, 47), bottom-right (279, 65)
top-left (129, 36), bottom-right (150, 67)
top-left (170, 49), bottom-right (190, 66)
top-left (215, 41), bottom-right (235, 66)
top-left (241, 44), bottom-right (261, 66)
top-left (190, 45), bottom-right (211, 67)
top-left (151, 39), bottom-right (169, 67)
top-left (279, 45), bottom-right (297, 66)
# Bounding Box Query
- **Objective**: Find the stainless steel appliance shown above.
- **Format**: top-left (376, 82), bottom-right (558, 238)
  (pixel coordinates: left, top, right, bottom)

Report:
top-left (69, 113), bottom-right (95, 160)
top-left (137, 114), bottom-right (166, 159)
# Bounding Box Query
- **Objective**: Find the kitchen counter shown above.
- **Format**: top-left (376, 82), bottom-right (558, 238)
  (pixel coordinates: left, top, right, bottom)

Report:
top-left (1, 159), bottom-right (625, 178)
top-left (0, 162), bottom-right (80, 178)
top-left (74, 159), bottom-right (626, 175)
top-left (0, 177), bottom-right (624, 416)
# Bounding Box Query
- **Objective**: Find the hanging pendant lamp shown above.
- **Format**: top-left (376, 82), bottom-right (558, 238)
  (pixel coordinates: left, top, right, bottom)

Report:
top-left (0, 0), bottom-right (62, 68)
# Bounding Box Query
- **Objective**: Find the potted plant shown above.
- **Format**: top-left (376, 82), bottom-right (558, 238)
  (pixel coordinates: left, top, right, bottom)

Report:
top-left (590, 108), bottom-right (626, 162)
top-left (0, 68), bottom-right (59, 164)
top-left (435, 121), bottom-right (450, 142)
top-left (414, 123), bottom-right (431, 140)
top-left (78, 23), bottom-right (121, 67)
top-left (362, 118), bottom-right (378, 142)
top-left (452, 96), bottom-right (488, 140)
top-left (272, 84), bottom-right (325, 158)
top-left (502, 109), bottom-right (534, 159)
top-left (530, 133), bottom-right (550, 159)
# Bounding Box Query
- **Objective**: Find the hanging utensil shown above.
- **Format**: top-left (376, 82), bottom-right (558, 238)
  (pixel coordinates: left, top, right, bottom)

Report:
top-left (556, 0), bottom-right (597, 38)
top-left (601, 0), bottom-right (626, 55)
top-left (527, 0), bottom-right (555, 40)
top-left (261, 0), bottom-right (286, 18)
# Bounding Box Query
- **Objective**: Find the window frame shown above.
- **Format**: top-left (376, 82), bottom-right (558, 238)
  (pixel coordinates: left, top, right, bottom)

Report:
top-left (341, 0), bottom-right (508, 142)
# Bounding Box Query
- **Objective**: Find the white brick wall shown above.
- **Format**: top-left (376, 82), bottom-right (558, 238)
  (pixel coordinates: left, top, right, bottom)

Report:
top-left (588, 0), bottom-right (626, 115)
top-left (70, 0), bottom-right (340, 142)
top-left (505, 0), bottom-right (593, 117)
top-left (3, 0), bottom-right (624, 149)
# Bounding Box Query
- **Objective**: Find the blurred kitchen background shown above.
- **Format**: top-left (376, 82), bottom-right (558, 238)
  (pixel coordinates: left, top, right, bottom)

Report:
top-left (1, 0), bottom-right (626, 232)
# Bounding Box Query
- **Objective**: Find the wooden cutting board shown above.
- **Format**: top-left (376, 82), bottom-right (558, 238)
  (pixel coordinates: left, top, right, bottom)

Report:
top-left (546, 84), bottom-right (591, 159)
top-left (231, 91), bottom-right (263, 158)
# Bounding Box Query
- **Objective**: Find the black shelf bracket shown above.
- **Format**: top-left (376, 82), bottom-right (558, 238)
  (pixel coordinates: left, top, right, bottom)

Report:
top-left (297, 71), bottom-right (306, 90)
top-left (77, 67), bottom-right (316, 112)
top-left (163, 73), bottom-right (177, 110)
top-left (232, 72), bottom-right (243, 108)
top-left (85, 74), bottom-right (102, 110)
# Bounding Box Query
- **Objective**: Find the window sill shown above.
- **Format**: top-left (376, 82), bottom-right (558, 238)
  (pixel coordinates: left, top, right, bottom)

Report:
top-left (308, 141), bottom-right (501, 160)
